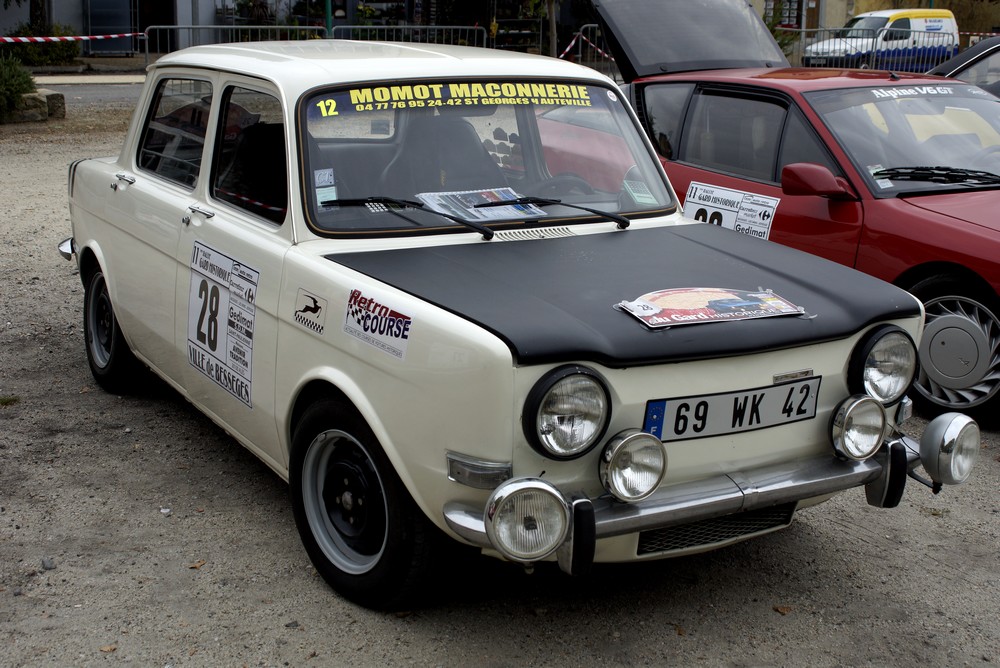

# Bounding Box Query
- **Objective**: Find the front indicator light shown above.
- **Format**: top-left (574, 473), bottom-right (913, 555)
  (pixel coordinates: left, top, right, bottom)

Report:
top-left (485, 479), bottom-right (569, 562)
top-left (831, 395), bottom-right (887, 460)
top-left (919, 413), bottom-right (980, 485)
top-left (600, 430), bottom-right (667, 502)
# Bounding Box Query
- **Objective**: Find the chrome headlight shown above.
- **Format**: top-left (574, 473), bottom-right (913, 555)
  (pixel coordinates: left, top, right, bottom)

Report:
top-left (485, 479), bottom-right (569, 562)
top-left (599, 430), bottom-right (667, 502)
top-left (849, 326), bottom-right (917, 405)
top-left (919, 413), bottom-right (980, 485)
top-left (523, 366), bottom-right (610, 460)
top-left (831, 395), bottom-right (887, 460)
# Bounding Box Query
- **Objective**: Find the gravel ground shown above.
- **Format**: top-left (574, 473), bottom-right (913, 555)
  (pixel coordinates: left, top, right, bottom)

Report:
top-left (1, 91), bottom-right (999, 667)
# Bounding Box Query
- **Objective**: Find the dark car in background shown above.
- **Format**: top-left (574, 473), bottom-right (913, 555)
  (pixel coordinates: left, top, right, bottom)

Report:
top-left (929, 35), bottom-right (1000, 97)
top-left (593, 0), bottom-right (1000, 417)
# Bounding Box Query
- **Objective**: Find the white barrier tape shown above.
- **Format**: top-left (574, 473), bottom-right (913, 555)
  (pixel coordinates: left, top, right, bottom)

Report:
top-left (1, 32), bottom-right (144, 43)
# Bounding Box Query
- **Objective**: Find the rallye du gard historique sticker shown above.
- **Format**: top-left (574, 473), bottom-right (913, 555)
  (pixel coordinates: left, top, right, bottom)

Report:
top-left (684, 182), bottom-right (779, 240)
top-left (187, 242), bottom-right (259, 407)
top-left (618, 288), bottom-right (804, 329)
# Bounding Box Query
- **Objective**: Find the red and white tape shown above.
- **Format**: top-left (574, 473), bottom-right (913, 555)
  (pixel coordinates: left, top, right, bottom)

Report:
top-left (1, 32), bottom-right (143, 44)
top-left (557, 32), bottom-right (615, 61)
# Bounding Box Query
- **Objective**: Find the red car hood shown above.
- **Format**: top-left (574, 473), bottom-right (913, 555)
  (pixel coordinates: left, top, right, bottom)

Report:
top-left (903, 191), bottom-right (1000, 232)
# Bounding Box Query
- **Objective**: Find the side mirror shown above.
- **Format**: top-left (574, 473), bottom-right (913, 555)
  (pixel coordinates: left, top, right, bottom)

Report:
top-left (781, 162), bottom-right (857, 200)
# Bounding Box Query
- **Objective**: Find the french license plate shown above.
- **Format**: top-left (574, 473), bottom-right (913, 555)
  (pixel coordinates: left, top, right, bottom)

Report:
top-left (643, 377), bottom-right (821, 442)
top-left (811, 58), bottom-right (827, 65)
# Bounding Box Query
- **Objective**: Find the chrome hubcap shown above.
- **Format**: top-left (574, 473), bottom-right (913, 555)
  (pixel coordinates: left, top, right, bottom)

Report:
top-left (914, 295), bottom-right (1000, 409)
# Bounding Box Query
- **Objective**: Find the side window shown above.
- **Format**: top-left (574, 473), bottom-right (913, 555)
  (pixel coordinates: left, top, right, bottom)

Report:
top-left (778, 107), bottom-right (841, 176)
top-left (884, 18), bottom-right (910, 41)
top-left (137, 78), bottom-right (213, 188)
top-left (680, 91), bottom-right (785, 181)
top-left (211, 86), bottom-right (287, 225)
top-left (960, 51), bottom-right (1000, 87)
top-left (643, 83), bottom-right (694, 159)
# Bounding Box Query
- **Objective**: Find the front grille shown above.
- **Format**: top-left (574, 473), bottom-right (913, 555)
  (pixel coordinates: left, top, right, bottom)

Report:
top-left (637, 503), bottom-right (796, 555)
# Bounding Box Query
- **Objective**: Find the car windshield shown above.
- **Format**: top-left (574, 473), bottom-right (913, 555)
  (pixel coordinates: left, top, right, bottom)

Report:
top-left (299, 79), bottom-right (674, 237)
top-left (835, 16), bottom-right (888, 38)
top-left (805, 84), bottom-right (1000, 194)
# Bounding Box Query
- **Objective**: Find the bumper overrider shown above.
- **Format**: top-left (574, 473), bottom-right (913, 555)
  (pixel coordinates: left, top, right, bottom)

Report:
top-left (443, 403), bottom-right (979, 575)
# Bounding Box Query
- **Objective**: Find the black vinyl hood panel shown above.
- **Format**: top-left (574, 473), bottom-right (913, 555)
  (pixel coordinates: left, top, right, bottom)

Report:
top-left (590, 0), bottom-right (789, 82)
top-left (329, 225), bottom-right (920, 367)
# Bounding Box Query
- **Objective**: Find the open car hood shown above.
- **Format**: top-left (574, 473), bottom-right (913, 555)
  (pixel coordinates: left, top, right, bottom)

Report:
top-left (330, 225), bottom-right (919, 367)
top-left (590, 0), bottom-right (789, 82)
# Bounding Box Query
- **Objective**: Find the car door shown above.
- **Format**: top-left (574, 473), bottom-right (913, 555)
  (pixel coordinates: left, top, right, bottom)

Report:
top-left (641, 83), bottom-right (864, 268)
top-left (103, 74), bottom-right (214, 383)
top-left (176, 81), bottom-right (291, 470)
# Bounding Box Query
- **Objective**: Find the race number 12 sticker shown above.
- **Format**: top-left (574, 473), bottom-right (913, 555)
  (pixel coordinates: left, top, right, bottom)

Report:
top-left (187, 242), bottom-right (259, 407)
top-left (684, 182), bottom-right (779, 240)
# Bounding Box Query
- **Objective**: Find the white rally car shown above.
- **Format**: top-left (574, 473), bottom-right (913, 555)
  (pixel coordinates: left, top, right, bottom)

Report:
top-left (62, 40), bottom-right (978, 610)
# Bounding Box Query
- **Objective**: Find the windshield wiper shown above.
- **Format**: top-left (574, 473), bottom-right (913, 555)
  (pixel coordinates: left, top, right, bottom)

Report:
top-left (321, 196), bottom-right (494, 240)
top-left (871, 166), bottom-right (1000, 186)
top-left (474, 196), bottom-right (630, 229)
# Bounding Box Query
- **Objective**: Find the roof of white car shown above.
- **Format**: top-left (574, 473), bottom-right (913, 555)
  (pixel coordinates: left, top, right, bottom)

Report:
top-left (152, 40), bottom-right (609, 90)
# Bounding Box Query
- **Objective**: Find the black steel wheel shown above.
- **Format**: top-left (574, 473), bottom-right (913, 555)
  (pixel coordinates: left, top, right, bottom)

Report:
top-left (83, 269), bottom-right (138, 393)
top-left (289, 399), bottom-right (439, 610)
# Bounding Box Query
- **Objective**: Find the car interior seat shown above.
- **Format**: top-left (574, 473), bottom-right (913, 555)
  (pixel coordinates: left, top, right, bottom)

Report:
top-left (215, 122), bottom-right (288, 223)
top-left (380, 112), bottom-right (506, 197)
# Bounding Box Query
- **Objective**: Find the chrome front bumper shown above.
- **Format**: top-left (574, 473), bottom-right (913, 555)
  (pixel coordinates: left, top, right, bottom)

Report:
top-left (443, 435), bottom-right (922, 573)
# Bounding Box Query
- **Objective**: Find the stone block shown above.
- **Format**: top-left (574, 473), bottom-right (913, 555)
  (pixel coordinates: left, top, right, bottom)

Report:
top-left (37, 88), bottom-right (66, 118)
top-left (10, 93), bottom-right (48, 123)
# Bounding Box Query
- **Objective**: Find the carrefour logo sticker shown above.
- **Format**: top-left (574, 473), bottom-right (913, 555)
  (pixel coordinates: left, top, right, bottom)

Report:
top-left (344, 288), bottom-right (412, 359)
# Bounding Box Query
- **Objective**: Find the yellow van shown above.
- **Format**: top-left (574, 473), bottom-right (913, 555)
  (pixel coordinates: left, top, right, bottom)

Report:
top-left (803, 9), bottom-right (959, 71)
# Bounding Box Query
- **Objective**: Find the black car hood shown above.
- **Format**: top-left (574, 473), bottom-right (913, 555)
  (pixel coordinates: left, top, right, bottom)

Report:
top-left (329, 225), bottom-right (919, 367)
top-left (589, 0), bottom-right (789, 82)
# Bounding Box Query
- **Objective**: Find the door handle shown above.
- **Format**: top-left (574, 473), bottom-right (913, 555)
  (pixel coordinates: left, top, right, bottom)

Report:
top-left (187, 204), bottom-right (216, 219)
top-left (110, 172), bottom-right (136, 191)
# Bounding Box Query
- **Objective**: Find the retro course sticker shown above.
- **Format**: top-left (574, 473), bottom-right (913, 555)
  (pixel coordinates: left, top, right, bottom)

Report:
top-left (343, 288), bottom-right (412, 359)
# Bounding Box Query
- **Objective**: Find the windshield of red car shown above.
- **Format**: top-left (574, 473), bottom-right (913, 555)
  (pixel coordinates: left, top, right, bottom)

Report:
top-left (297, 79), bottom-right (675, 237)
top-left (805, 84), bottom-right (1000, 194)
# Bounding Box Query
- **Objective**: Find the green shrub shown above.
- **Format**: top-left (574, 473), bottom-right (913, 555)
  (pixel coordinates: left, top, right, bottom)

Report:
top-left (0, 23), bottom-right (80, 66)
top-left (0, 52), bottom-right (36, 121)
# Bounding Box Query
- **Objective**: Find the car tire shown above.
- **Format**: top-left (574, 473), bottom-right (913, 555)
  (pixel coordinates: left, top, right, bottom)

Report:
top-left (289, 399), bottom-right (439, 610)
top-left (83, 269), bottom-right (139, 393)
top-left (909, 276), bottom-right (1000, 417)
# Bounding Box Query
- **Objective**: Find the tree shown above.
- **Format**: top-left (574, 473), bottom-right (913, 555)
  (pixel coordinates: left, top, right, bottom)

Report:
top-left (2, 0), bottom-right (49, 32)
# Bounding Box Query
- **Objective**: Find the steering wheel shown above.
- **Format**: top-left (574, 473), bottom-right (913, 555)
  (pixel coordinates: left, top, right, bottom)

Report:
top-left (970, 144), bottom-right (1000, 170)
top-left (527, 173), bottom-right (595, 197)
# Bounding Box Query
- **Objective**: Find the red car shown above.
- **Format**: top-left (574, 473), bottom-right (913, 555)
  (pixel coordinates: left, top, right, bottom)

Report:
top-left (595, 0), bottom-right (1000, 416)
